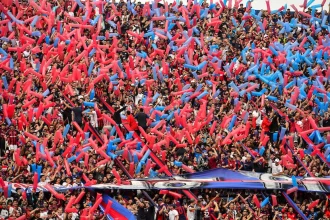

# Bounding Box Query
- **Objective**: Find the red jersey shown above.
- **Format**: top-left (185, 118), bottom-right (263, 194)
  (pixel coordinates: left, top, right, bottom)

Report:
top-left (0, 129), bottom-right (6, 139)
top-left (95, 87), bottom-right (103, 97)
top-left (208, 156), bottom-right (217, 169)
top-left (6, 129), bottom-right (19, 145)
top-left (289, 121), bottom-right (296, 133)
top-left (287, 212), bottom-right (296, 220)
top-left (302, 118), bottom-right (310, 131)
top-left (219, 158), bottom-right (228, 167)
top-left (228, 159), bottom-right (236, 170)
top-left (176, 204), bottom-right (186, 220)
top-left (202, 207), bottom-right (217, 220)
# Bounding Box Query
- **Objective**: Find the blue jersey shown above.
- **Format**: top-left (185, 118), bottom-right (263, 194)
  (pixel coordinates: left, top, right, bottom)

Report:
top-left (176, 205), bottom-right (186, 220)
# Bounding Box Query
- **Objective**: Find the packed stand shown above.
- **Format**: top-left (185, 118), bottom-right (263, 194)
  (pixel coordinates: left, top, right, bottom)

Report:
top-left (0, 0), bottom-right (330, 219)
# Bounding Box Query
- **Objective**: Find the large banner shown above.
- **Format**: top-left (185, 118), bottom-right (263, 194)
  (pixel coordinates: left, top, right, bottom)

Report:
top-left (5, 168), bottom-right (330, 193)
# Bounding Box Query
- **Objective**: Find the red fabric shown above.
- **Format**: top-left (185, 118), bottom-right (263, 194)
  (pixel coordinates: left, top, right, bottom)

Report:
top-left (2, 0), bottom-right (12, 6)
top-left (325, 210), bottom-right (330, 217)
top-left (126, 115), bottom-right (138, 130)
top-left (261, 117), bottom-right (271, 132)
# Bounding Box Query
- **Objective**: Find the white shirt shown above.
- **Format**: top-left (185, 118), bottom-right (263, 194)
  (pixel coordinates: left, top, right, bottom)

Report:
top-left (57, 213), bottom-right (64, 220)
top-left (40, 179), bottom-right (50, 184)
top-left (23, 50), bottom-right (31, 58)
top-left (89, 110), bottom-right (98, 128)
top-left (95, 7), bottom-right (99, 15)
top-left (71, 212), bottom-right (79, 220)
top-left (135, 93), bottom-right (144, 105)
top-left (168, 209), bottom-right (179, 220)
top-left (62, 182), bottom-right (72, 187)
top-left (268, 159), bottom-right (273, 169)
top-left (271, 163), bottom-right (283, 175)
top-left (252, 110), bottom-right (262, 126)
top-left (187, 205), bottom-right (195, 220)
top-left (45, 107), bottom-right (53, 115)
top-left (156, 97), bottom-right (165, 106)
top-left (233, 60), bottom-right (240, 71)
top-left (40, 211), bottom-right (48, 219)
top-left (121, 15), bottom-right (129, 23)
top-left (132, 25), bottom-right (140, 34)
top-left (221, 49), bottom-right (228, 61)
top-left (73, 181), bottom-right (84, 187)
top-left (227, 209), bottom-right (237, 219)
top-left (0, 209), bottom-right (8, 218)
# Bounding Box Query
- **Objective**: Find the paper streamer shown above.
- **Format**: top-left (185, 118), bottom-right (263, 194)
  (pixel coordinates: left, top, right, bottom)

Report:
top-left (286, 187), bottom-right (298, 194)
top-left (253, 194), bottom-right (261, 208)
top-left (33, 172), bottom-right (38, 191)
top-left (62, 124), bottom-right (70, 138)
top-left (308, 199), bottom-right (319, 210)
top-left (292, 176), bottom-right (298, 187)
top-left (271, 195), bottom-right (277, 206)
top-left (260, 197), bottom-right (269, 208)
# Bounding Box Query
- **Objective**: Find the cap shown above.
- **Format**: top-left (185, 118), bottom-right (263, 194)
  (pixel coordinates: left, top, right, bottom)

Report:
top-left (198, 195), bottom-right (203, 199)
top-left (158, 198), bottom-right (163, 201)
top-left (275, 158), bottom-right (280, 162)
top-left (78, 95), bottom-right (83, 99)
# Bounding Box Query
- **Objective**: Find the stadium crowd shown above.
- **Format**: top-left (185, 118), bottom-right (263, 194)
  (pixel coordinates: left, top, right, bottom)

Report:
top-left (0, 0), bottom-right (330, 219)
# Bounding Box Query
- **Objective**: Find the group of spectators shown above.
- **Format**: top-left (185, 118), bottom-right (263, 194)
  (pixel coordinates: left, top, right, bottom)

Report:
top-left (0, 0), bottom-right (330, 219)
top-left (127, 190), bottom-right (330, 220)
